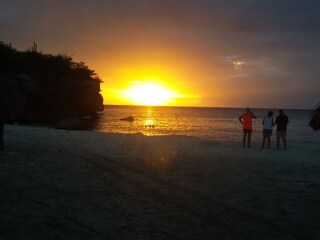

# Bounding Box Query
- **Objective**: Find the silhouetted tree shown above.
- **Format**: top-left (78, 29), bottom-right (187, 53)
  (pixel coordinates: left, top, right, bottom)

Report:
top-left (0, 41), bottom-right (103, 122)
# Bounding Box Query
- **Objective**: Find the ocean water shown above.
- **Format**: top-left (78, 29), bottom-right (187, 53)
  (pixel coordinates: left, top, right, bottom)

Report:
top-left (95, 105), bottom-right (319, 143)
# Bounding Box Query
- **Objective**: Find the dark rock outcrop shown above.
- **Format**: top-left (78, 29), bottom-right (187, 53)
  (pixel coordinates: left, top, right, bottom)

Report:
top-left (310, 104), bottom-right (320, 130)
top-left (54, 118), bottom-right (92, 130)
top-left (120, 116), bottom-right (134, 121)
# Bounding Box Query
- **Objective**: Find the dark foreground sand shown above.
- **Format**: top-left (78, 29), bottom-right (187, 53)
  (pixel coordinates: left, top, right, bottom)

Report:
top-left (0, 125), bottom-right (319, 240)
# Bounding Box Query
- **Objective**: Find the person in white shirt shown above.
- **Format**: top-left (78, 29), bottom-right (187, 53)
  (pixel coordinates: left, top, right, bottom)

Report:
top-left (261, 111), bottom-right (274, 149)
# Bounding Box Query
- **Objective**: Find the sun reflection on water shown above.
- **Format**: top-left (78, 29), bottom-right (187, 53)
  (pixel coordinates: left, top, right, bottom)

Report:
top-left (145, 119), bottom-right (154, 126)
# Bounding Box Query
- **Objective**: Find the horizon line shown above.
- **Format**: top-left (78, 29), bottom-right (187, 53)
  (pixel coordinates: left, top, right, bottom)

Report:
top-left (103, 104), bottom-right (313, 111)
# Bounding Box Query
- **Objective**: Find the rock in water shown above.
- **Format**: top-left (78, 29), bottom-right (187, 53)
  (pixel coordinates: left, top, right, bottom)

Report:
top-left (120, 116), bottom-right (134, 121)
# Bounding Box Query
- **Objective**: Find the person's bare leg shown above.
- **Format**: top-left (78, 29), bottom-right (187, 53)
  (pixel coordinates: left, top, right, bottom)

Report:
top-left (267, 136), bottom-right (271, 148)
top-left (0, 123), bottom-right (3, 149)
top-left (247, 132), bottom-right (252, 148)
top-left (283, 138), bottom-right (287, 150)
top-left (243, 132), bottom-right (247, 147)
top-left (261, 135), bottom-right (266, 149)
top-left (277, 137), bottom-right (280, 150)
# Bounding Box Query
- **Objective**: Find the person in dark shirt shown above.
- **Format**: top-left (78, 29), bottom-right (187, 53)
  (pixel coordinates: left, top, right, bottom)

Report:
top-left (0, 103), bottom-right (4, 149)
top-left (274, 109), bottom-right (289, 150)
top-left (0, 97), bottom-right (6, 150)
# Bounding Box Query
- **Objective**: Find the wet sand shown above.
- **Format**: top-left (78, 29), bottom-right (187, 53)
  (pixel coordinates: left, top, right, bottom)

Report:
top-left (0, 125), bottom-right (319, 239)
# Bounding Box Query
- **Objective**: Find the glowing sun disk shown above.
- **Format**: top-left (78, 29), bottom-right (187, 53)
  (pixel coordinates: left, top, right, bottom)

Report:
top-left (124, 83), bottom-right (177, 106)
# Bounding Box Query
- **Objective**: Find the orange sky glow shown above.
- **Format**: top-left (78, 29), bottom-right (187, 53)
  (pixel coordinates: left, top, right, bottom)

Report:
top-left (88, 48), bottom-right (224, 107)
top-left (98, 63), bottom-right (201, 107)
top-left (2, 1), bottom-right (319, 109)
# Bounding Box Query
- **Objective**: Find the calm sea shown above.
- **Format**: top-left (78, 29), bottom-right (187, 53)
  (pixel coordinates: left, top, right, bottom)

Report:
top-left (95, 105), bottom-right (319, 143)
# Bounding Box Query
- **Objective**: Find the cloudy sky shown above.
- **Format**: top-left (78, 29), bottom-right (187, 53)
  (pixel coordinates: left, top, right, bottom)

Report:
top-left (1, 0), bottom-right (320, 108)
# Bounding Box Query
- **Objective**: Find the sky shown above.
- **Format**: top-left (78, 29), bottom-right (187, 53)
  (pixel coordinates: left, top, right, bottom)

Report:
top-left (1, 0), bottom-right (320, 109)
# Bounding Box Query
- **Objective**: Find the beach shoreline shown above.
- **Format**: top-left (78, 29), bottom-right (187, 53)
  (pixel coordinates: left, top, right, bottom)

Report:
top-left (1, 125), bottom-right (319, 239)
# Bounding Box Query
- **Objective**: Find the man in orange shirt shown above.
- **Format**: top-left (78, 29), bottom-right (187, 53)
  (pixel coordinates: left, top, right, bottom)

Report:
top-left (239, 107), bottom-right (257, 148)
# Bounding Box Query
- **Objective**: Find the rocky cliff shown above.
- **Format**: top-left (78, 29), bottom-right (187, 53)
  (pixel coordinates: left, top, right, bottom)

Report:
top-left (0, 42), bottom-right (104, 123)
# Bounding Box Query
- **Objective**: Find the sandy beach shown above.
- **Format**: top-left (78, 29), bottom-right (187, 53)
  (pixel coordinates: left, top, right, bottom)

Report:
top-left (1, 125), bottom-right (319, 240)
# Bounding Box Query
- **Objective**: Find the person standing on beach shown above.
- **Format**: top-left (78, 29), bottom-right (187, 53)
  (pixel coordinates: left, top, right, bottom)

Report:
top-left (261, 111), bottom-right (274, 149)
top-left (0, 101), bottom-right (5, 150)
top-left (275, 109), bottom-right (289, 150)
top-left (239, 107), bottom-right (257, 148)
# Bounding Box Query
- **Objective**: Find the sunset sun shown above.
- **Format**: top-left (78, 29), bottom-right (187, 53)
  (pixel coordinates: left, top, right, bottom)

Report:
top-left (123, 82), bottom-right (178, 106)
